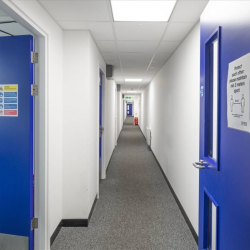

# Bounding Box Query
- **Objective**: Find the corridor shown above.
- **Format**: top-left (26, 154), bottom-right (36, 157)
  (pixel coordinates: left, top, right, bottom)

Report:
top-left (52, 117), bottom-right (197, 250)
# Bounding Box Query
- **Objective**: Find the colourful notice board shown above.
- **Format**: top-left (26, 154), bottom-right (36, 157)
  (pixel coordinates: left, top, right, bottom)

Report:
top-left (0, 85), bottom-right (18, 117)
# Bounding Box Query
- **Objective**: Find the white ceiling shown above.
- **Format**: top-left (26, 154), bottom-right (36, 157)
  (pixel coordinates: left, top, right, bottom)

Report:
top-left (0, 0), bottom-right (209, 93)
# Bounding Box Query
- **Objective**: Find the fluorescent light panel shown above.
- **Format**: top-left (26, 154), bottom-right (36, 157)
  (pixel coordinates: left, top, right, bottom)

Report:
top-left (125, 79), bottom-right (142, 82)
top-left (127, 91), bottom-right (137, 93)
top-left (111, 0), bottom-right (176, 22)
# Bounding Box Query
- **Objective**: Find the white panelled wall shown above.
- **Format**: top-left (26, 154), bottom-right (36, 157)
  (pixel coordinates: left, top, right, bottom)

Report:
top-left (139, 23), bottom-right (200, 233)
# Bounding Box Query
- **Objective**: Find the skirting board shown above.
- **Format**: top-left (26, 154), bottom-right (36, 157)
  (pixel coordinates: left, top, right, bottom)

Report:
top-left (50, 195), bottom-right (97, 246)
top-left (151, 150), bottom-right (198, 245)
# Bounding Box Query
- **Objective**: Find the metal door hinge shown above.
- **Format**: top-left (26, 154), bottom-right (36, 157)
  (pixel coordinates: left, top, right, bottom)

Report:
top-left (31, 84), bottom-right (38, 96)
top-left (31, 218), bottom-right (38, 230)
top-left (31, 52), bottom-right (38, 64)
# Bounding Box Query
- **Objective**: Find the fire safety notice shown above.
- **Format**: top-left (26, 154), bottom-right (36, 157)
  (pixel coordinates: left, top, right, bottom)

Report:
top-left (0, 85), bottom-right (18, 117)
top-left (227, 53), bottom-right (250, 132)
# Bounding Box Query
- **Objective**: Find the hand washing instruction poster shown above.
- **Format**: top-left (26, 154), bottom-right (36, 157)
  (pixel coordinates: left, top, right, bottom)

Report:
top-left (0, 85), bottom-right (18, 117)
top-left (227, 53), bottom-right (250, 132)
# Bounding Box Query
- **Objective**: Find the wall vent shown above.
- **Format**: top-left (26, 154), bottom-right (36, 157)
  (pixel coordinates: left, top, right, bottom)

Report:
top-left (106, 65), bottom-right (113, 79)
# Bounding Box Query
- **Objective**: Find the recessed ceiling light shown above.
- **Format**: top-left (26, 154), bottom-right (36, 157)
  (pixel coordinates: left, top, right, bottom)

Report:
top-left (127, 91), bottom-right (138, 93)
top-left (111, 0), bottom-right (176, 22)
top-left (125, 79), bottom-right (142, 82)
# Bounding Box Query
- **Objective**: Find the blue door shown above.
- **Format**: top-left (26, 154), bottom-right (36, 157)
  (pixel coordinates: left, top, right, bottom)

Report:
top-left (99, 70), bottom-right (103, 174)
top-left (197, 3), bottom-right (250, 249)
top-left (127, 103), bottom-right (132, 116)
top-left (0, 36), bottom-right (34, 249)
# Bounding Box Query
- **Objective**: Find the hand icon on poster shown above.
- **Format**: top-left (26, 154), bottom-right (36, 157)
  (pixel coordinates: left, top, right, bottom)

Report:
top-left (241, 94), bottom-right (245, 113)
top-left (0, 92), bottom-right (3, 97)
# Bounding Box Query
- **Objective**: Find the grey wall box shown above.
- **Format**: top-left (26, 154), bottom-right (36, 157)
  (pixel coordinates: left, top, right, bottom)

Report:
top-left (106, 65), bottom-right (113, 79)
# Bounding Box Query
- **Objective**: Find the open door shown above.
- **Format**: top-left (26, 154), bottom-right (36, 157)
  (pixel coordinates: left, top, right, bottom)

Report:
top-left (0, 36), bottom-right (34, 250)
top-left (196, 2), bottom-right (250, 249)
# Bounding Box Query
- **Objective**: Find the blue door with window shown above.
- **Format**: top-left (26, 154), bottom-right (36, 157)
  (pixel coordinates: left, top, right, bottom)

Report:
top-left (197, 2), bottom-right (250, 249)
top-left (127, 103), bottom-right (132, 116)
top-left (0, 36), bottom-right (34, 250)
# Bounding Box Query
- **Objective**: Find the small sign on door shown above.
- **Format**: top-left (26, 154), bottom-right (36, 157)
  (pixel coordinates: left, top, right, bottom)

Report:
top-left (0, 85), bottom-right (18, 117)
top-left (227, 53), bottom-right (250, 132)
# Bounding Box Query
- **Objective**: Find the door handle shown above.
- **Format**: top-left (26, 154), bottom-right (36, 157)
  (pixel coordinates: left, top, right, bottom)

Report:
top-left (193, 160), bottom-right (206, 169)
top-left (99, 126), bottom-right (104, 137)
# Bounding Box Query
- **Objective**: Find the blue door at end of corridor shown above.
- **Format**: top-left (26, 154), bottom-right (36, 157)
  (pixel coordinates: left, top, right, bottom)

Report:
top-left (127, 103), bottom-right (132, 116)
top-left (0, 36), bottom-right (34, 250)
top-left (197, 2), bottom-right (250, 250)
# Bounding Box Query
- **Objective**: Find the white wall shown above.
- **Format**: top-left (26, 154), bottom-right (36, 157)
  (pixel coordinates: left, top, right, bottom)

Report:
top-left (123, 100), bottom-right (127, 122)
top-left (62, 31), bottom-right (89, 218)
top-left (104, 80), bottom-right (117, 175)
top-left (63, 31), bottom-right (106, 218)
top-left (117, 90), bottom-right (123, 140)
top-left (86, 33), bottom-right (106, 212)
top-left (139, 23), bottom-right (200, 233)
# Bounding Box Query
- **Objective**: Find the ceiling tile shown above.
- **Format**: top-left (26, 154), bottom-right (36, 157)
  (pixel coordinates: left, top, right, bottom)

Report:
top-left (163, 23), bottom-right (195, 41)
top-left (39, 0), bottom-right (110, 21)
top-left (150, 61), bottom-right (166, 68)
top-left (120, 53), bottom-right (153, 62)
top-left (113, 76), bottom-right (124, 84)
top-left (117, 41), bottom-right (158, 53)
top-left (113, 68), bottom-right (123, 77)
top-left (96, 41), bottom-right (116, 53)
top-left (102, 52), bottom-right (119, 61)
top-left (157, 41), bottom-right (180, 54)
top-left (147, 67), bottom-right (161, 75)
top-left (58, 21), bottom-right (115, 40)
top-left (121, 61), bottom-right (150, 67)
top-left (114, 22), bottom-right (167, 41)
top-left (122, 66), bottom-right (147, 72)
top-left (171, 1), bottom-right (209, 23)
top-left (106, 60), bottom-right (120, 67)
top-left (153, 53), bottom-right (171, 62)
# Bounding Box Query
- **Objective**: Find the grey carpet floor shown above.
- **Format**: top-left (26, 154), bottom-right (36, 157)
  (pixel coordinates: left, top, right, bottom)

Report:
top-left (52, 117), bottom-right (197, 250)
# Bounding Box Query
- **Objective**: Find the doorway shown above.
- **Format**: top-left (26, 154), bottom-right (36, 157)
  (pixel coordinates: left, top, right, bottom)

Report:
top-left (0, 4), bottom-right (47, 250)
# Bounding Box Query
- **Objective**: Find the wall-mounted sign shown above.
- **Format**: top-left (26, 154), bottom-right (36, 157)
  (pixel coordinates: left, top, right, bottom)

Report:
top-left (227, 53), bottom-right (250, 132)
top-left (0, 85), bottom-right (18, 117)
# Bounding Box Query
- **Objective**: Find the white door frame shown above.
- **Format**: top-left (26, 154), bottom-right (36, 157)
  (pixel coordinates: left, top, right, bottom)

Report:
top-left (0, 2), bottom-right (48, 249)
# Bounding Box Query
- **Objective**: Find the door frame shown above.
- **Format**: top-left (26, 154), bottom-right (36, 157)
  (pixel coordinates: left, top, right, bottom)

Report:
top-left (97, 66), bottom-right (106, 188)
top-left (0, 2), bottom-right (48, 249)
